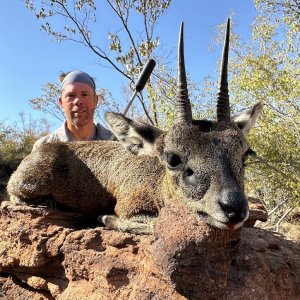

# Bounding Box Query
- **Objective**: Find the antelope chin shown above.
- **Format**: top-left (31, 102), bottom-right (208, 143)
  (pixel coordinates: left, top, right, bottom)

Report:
top-left (196, 212), bottom-right (245, 231)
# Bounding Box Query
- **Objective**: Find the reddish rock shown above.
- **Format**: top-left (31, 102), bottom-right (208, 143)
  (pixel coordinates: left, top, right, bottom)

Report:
top-left (222, 228), bottom-right (300, 300)
top-left (0, 200), bottom-right (299, 300)
top-left (245, 197), bottom-right (268, 226)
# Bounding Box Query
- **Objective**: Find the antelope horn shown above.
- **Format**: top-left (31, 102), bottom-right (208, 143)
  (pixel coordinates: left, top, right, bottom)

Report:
top-left (217, 18), bottom-right (231, 122)
top-left (174, 22), bottom-right (192, 124)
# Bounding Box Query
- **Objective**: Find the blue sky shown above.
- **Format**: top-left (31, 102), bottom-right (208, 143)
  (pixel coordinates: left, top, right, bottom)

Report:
top-left (0, 0), bottom-right (257, 129)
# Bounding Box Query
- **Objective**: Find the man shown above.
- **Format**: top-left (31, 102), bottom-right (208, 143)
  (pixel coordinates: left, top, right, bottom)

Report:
top-left (32, 70), bottom-right (111, 151)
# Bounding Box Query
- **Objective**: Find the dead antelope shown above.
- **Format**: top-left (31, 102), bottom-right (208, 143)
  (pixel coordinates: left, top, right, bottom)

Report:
top-left (7, 19), bottom-right (262, 234)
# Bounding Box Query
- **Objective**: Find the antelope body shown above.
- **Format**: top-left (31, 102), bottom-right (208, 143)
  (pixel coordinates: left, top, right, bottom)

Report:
top-left (7, 20), bottom-right (262, 234)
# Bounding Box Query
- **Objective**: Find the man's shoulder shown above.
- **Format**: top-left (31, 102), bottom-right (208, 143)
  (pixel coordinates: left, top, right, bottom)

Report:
top-left (32, 123), bottom-right (68, 151)
top-left (95, 123), bottom-right (112, 140)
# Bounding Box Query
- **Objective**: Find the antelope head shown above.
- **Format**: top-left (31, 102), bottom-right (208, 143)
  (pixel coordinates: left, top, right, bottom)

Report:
top-left (106, 19), bottom-right (262, 230)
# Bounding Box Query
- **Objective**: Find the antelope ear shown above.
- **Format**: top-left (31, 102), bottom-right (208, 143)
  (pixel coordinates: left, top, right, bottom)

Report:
top-left (232, 102), bottom-right (263, 136)
top-left (105, 112), bottom-right (164, 156)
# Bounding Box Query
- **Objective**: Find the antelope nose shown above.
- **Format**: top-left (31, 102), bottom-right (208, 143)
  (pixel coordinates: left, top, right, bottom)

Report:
top-left (219, 191), bottom-right (248, 224)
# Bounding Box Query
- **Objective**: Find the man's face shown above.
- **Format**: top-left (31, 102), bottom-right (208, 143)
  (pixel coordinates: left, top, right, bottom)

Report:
top-left (59, 82), bottom-right (98, 126)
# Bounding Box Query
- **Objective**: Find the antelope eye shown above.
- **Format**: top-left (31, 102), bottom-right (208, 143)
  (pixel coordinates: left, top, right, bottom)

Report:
top-left (165, 152), bottom-right (182, 169)
top-left (242, 148), bottom-right (256, 165)
top-left (246, 148), bottom-right (256, 157)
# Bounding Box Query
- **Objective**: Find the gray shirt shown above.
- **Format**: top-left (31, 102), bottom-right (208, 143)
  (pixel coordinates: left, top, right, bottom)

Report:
top-left (32, 121), bottom-right (112, 151)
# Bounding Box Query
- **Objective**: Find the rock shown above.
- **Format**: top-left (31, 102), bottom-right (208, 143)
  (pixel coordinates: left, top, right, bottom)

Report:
top-left (0, 201), bottom-right (299, 300)
top-left (2, 276), bottom-right (53, 300)
top-left (151, 201), bottom-right (241, 300)
top-left (222, 228), bottom-right (300, 300)
top-left (245, 197), bottom-right (268, 227)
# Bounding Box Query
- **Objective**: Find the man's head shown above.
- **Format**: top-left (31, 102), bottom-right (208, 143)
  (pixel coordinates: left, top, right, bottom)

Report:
top-left (59, 71), bottom-right (98, 127)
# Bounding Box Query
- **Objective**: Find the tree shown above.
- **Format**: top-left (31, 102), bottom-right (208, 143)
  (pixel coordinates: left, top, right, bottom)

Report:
top-left (255, 0), bottom-right (300, 27)
top-left (0, 114), bottom-right (51, 199)
top-left (24, 0), bottom-right (180, 126)
top-left (0, 113), bottom-right (51, 166)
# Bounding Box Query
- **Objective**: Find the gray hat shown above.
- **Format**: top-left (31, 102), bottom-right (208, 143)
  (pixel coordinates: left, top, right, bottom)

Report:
top-left (61, 71), bottom-right (96, 91)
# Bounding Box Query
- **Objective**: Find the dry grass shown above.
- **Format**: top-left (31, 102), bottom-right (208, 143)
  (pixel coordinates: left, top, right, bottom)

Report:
top-left (256, 205), bottom-right (300, 242)
top-left (279, 222), bottom-right (300, 242)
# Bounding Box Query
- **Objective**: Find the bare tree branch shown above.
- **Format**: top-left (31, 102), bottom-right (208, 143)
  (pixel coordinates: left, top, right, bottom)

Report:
top-left (275, 207), bottom-right (294, 232)
top-left (106, 0), bottom-right (142, 66)
top-left (53, 0), bottom-right (132, 80)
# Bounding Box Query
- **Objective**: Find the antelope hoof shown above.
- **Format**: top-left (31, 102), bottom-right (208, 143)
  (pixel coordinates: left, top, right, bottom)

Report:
top-left (98, 214), bottom-right (118, 229)
top-left (9, 195), bottom-right (27, 206)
